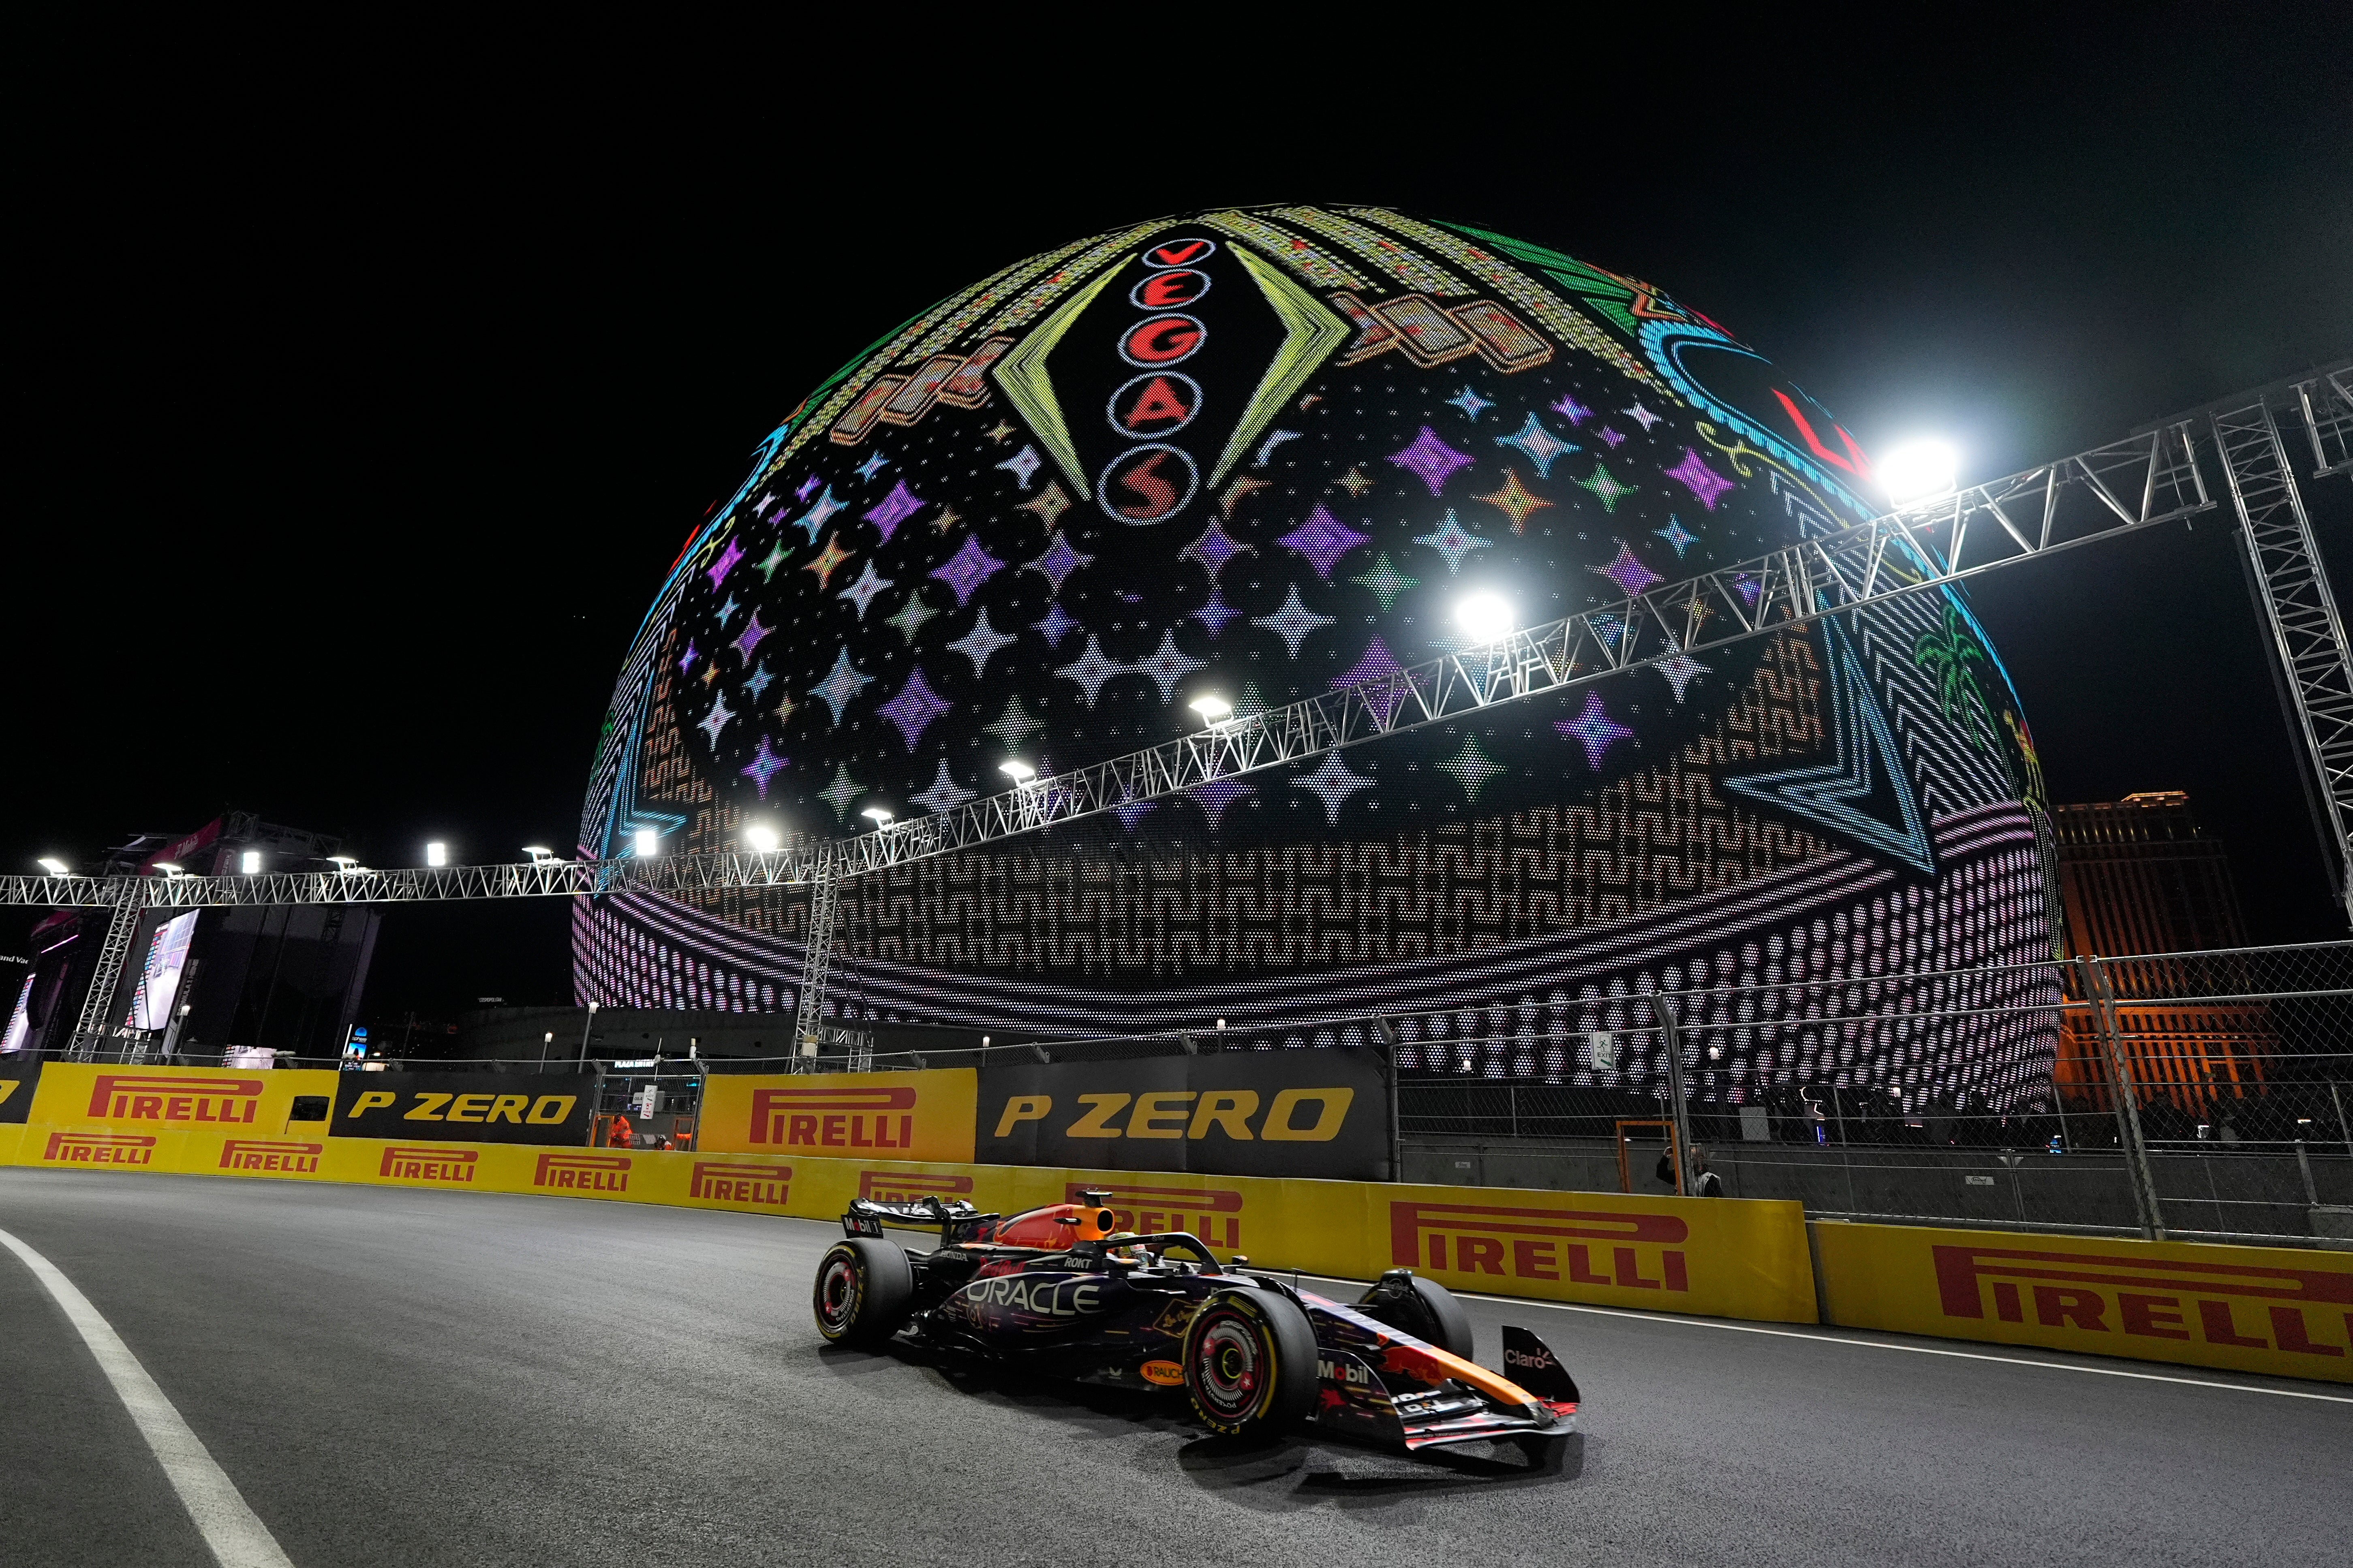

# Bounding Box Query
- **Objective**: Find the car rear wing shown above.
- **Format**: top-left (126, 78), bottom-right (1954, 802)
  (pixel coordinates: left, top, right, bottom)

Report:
top-left (843, 1196), bottom-right (999, 1244)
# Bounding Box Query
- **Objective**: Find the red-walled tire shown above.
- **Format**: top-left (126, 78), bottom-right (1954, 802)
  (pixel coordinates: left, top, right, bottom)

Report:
top-left (813, 1238), bottom-right (913, 1347)
top-left (1182, 1288), bottom-right (1318, 1438)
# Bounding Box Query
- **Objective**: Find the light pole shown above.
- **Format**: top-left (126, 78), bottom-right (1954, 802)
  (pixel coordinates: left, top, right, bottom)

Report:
top-left (576, 1001), bottom-right (599, 1067)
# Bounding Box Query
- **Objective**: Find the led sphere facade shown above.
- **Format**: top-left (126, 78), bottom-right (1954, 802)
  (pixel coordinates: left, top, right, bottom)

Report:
top-left (579, 205), bottom-right (2061, 1108)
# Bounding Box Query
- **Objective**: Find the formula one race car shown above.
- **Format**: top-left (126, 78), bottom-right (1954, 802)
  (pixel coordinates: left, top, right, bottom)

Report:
top-left (813, 1190), bottom-right (1581, 1461)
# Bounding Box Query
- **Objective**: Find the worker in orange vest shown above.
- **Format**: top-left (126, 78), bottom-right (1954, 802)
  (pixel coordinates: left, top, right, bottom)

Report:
top-left (608, 1112), bottom-right (635, 1149)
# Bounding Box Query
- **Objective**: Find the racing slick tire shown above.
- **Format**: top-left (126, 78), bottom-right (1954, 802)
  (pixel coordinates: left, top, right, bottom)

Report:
top-left (1359, 1272), bottom-right (1476, 1362)
top-left (1181, 1288), bottom-right (1318, 1438)
top-left (813, 1238), bottom-right (914, 1348)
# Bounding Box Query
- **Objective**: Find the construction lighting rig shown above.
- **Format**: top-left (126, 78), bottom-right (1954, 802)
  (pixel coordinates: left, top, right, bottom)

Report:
top-left (10, 363), bottom-right (2349, 1065)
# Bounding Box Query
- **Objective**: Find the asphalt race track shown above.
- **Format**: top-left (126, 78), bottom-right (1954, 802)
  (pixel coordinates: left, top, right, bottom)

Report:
top-left (3, 1171), bottom-right (2345, 1568)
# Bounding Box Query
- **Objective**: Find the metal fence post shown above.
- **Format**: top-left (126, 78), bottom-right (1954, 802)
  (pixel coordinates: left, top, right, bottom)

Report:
top-left (2334, 1082), bottom-right (2352, 1160)
top-left (2079, 955), bottom-right (2165, 1240)
top-left (1651, 991), bottom-right (1694, 1196)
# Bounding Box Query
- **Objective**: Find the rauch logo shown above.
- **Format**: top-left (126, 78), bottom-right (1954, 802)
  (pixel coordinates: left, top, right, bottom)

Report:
top-left (219, 1139), bottom-right (321, 1174)
top-left (536, 1152), bottom-right (631, 1194)
top-left (88, 1074), bottom-right (266, 1124)
top-left (43, 1131), bottom-right (158, 1166)
top-left (1389, 1200), bottom-right (1691, 1292)
top-left (750, 1086), bottom-right (917, 1151)
top-left (690, 1161), bottom-right (791, 1206)
top-left (379, 1145), bottom-right (479, 1183)
top-left (1064, 1181), bottom-right (1243, 1250)
top-left (860, 1171), bottom-right (974, 1204)
top-left (1933, 1243), bottom-right (2351, 1361)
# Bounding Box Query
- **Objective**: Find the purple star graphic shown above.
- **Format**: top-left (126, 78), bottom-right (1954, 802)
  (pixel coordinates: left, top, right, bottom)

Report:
top-left (1595, 426), bottom-right (1626, 449)
top-left (931, 536), bottom-right (1004, 607)
top-left (1664, 447), bottom-right (1737, 511)
top-left (877, 668), bottom-right (952, 749)
top-left (1277, 504), bottom-right (1371, 579)
top-left (1036, 601), bottom-right (1080, 648)
top-left (1193, 778), bottom-right (1251, 830)
top-left (1192, 588), bottom-right (1241, 637)
top-left (732, 612), bottom-right (772, 660)
top-left (1025, 532), bottom-right (1091, 592)
top-left (864, 479), bottom-right (926, 540)
top-left (704, 538), bottom-right (745, 590)
top-left (739, 736), bottom-right (789, 798)
top-left (1556, 690), bottom-right (1635, 768)
top-left (1183, 519), bottom-right (1247, 577)
top-left (1733, 573), bottom-right (1763, 606)
top-left (1386, 426), bottom-right (1474, 496)
top-left (1591, 542), bottom-right (1663, 596)
top-left (1112, 798), bottom-right (1159, 831)
top-left (1333, 637), bottom-right (1408, 724)
top-left (677, 640), bottom-right (698, 675)
top-left (1551, 395), bottom-right (1594, 426)
top-left (796, 474), bottom-right (821, 502)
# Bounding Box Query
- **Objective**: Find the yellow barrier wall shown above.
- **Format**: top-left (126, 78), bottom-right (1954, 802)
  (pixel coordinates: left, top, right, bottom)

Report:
top-left (698, 1070), bottom-right (976, 1162)
top-left (1813, 1221), bottom-right (2353, 1383)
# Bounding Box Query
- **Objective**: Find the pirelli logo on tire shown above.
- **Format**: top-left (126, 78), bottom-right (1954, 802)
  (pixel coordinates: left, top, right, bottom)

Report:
top-left (43, 1131), bottom-right (158, 1166)
top-left (1390, 1200), bottom-right (1691, 1292)
top-left (1065, 1180), bottom-right (1244, 1250)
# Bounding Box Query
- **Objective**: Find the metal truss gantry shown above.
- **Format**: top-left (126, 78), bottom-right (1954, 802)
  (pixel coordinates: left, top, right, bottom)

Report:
top-left (12, 362), bottom-right (2349, 1051)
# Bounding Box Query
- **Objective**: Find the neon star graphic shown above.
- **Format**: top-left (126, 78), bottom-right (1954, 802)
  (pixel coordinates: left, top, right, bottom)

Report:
top-left (772, 693), bottom-right (796, 724)
top-left (1622, 402), bottom-right (1664, 431)
top-left (1733, 573), bottom-right (1763, 606)
top-left (886, 593), bottom-right (938, 643)
top-left (755, 543), bottom-right (789, 581)
top-left (1192, 588), bottom-right (1243, 636)
top-left (1130, 629), bottom-right (1206, 701)
top-left (1664, 447), bottom-right (1737, 510)
top-left (717, 595), bottom-right (739, 628)
top-left (809, 648), bottom-right (873, 724)
top-left (1551, 395), bottom-right (1594, 425)
top-left (1386, 426), bottom-right (1475, 495)
top-left (817, 765), bottom-right (862, 822)
top-left (803, 536), bottom-right (855, 590)
top-left (1654, 515), bottom-right (1699, 557)
top-left (1556, 690), bottom-right (1634, 768)
top-left (1591, 541), bottom-right (1663, 596)
top-left (732, 611), bottom-right (773, 659)
top-left (1192, 778), bottom-right (1251, 831)
top-left (983, 694), bottom-right (1045, 753)
top-left (1036, 601), bottom-right (1081, 647)
top-left (877, 668), bottom-right (951, 748)
top-left (1025, 532), bottom-right (1091, 593)
top-left (739, 736), bottom-right (788, 797)
top-left (697, 696), bottom-right (734, 746)
top-left (1493, 412), bottom-right (1581, 479)
top-left (1333, 637), bottom-right (1408, 723)
top-left (1472, 467), bottom-right (1553, 535)
top-left (745, 663), bottom-right (775, 701)
top-left (930, 536), bottom-right (1004, 607)
top-left (1296, 751), bottom-right (1373, 823)
top-left (677, 640), bottom-right (697, 675)
top-left (1349, 553), bottom-right (1419, 611)
top-left (1183, 518), bottom-right (1248, 577)
top-left (704, 538), bottom-right (745, 590)
top-left (864, 479), bottom-right (925, 540)
top-left (1437, 736), bottom-right (1504, 800)
top-left (839, 562), bottom-right (893, 620)
top-left (1277, 504), bottom-right (1370, 578)
top-left (910, 758), bottom-right (975, 814)
top-left (1587, 612), bottom-right (1627, 653)
top-left (790, 486), bottom-right (848, 543)
top-left (1054, 635), bottom-right (1129, 706)
top-left (795, 474), bottom-right (821, 502)
top-left (1574, 462), bottom-right (1636, 514)
top-left (1112, 797), bottom-right (1158, 832)
top-left (1412, 510), bottom-right (1495, 575)
top-left (700, 663), bottom-right (720, 686)
top-left (1335, 465), bottom-right (1372, 498)
top-left (996, 444), bottom-right (1042, 490)
top-left (854, 451), bottom-right (890, 482)
top-left (1655, 642), bottom-right (1709, 703)
top-left (1016, 480), bottom-right (1072, 529)
top-left (946, 610), bottom-right (1017, 678)
top-left (930, 504), bottom-right (963, 535)
top-left (983, 420), bottom-right (1016, 444)
top-left (1446, 386), bottom-right (1494, 420)
top-left (1595, 426), bottom-right (1626, 449)
top-left (1252, 583), bottom-right (1335, 657)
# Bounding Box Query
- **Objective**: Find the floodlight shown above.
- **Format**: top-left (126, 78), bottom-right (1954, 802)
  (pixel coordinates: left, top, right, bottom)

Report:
top-left (999, 760), bottom-right (1037, 784)
top-left (522, 845), bottom-right (554, 860)
top-left (1455, 591), bottom-right (1514, 644)
top-left (633, 827), bottom-right (659, 858)
top-left (36, 857), bottom-right (69, 876)
top-left (1879, 439), bottom-right (1959, 505)
top-left (240, 850), bottom-right (262, 874)
top-left (1188, 694), bottom-right (1233, 724)
top-left (425, 842), bottom-right (448, 868)
top-left (328, 855), bottom-right (359, 871)
top-left (744, 825), bottom-right (780, 854)
top-left (860, 806), bottom-right (895, 826)
top-left (154, 862), bottom-right (184, 876)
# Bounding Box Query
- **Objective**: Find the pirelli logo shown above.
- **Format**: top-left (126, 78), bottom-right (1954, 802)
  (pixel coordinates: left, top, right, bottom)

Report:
top-left (536, 1152), bottom-right (631, 1194)
top-left (219, 1139), bottom-right (321, 1174)
top-left (87, 1074), bottom-right (266, 1125)
top-left (1065, 1181), bottom-right (1243, 1250)
top-left (1933, 1243), bottom-right (2352, 1360)
top-left (43, 1131), bottom-right (158, 1166)
top-left (379, 1145), bottom-right (479, 1183)
top-left (749, 1086), bottom-right (916, 1151)
top-left (690, 1161), bottom-right (791, 1207)
top-left (860, 1170), bottom-right (974, 1204)
top-left (1390, 1201), bottom-right (1690, 1292)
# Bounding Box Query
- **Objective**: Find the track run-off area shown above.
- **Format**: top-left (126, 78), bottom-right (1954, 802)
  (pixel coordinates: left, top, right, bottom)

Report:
top-left (3, 1171), bottom-right (2346, 1568)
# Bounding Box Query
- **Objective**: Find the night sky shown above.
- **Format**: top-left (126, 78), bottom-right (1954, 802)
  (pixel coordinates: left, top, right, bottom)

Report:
top-left (9, 16), bottom-right (2349, 1020)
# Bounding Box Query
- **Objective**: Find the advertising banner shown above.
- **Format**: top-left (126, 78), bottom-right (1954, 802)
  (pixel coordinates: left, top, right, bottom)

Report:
top-left (0, 1056), bottom-right (40, 1123)
top-left (1813, 1222), bottom-right (2353, 1383)
top-left (697, 1069), bottom-right (976, 1162)
top-left (28, 1062), bottom-right (340, 1136)
top-left (976, 1051), bottom-right (1391, 1180)
top-left (329, 1071), bottom-right (597, 1147)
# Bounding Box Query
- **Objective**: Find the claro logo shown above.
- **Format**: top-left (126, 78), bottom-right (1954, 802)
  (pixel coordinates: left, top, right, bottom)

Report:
top-left (220, 1139), bottom-right (321, 1174)
top-left (860, 1171), bottom-right (975, 1203)
top-left (88, 1074), bottom-right (266, 1124)
top-left (1063, 1181), bottom-right (1243, 1250)
top-left (994, 1088), bottom-right (1354, 1143)
top-left (536, 1152), bottom-right (631, 1194)
top-left (379, 1145), bottom-right (479, 1183)
top-left (43, 1131), bottom-right (157, 1165)
top-left (1389, 1201), bottom-right (1691, 1292)
top-left (749, 1087), bottom-right (917, 1151)
top-left (1933, 1243), bottom-right (2351, 1360)
top-left (690, 1161), bottom-right (791, 1207)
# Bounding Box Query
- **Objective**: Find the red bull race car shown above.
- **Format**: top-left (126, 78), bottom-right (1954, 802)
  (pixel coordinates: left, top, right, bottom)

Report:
top-left (812, 1189), bottom-right (1581, 1461)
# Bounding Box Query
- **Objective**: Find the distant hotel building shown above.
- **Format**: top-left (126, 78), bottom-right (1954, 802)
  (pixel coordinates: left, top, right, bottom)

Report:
top-left (2050, 791), bottom-right (2272, 1113)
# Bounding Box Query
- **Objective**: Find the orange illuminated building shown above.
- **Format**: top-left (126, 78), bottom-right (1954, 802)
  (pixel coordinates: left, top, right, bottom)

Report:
top-left (2051, 792), bottom-right (2273, 1112)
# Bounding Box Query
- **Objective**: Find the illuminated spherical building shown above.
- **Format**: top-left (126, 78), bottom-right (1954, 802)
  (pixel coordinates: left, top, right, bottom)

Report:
top-left (579, 205), bottom-right (2062, 1108)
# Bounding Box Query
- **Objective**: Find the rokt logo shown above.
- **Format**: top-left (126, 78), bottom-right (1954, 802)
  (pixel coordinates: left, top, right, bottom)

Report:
top-left (690, 1161), bottom-right (791, 1207)
top-left (379, 1145), bottom-right (479, 1183)
top-left (220, 1139), bottom-right (321, 1174)
top-left (1389, 1200), bottom-right (1690, 1291)
top-left (43, 1131), bottom-right (157, 1166)
top-left (1932, 1242), bottom-right (2351, 1360)
top-left (860, 1171), bottom-right (974, 1204)
top-left (536, 1152), bottom-right (631, 1194)
top-left (88, 1074), bottom-right (265, 1124)
top-left (1062, 1180), bottom-right (1243, 1250)
top-left (749, 1086), bottom-right (916, 1151)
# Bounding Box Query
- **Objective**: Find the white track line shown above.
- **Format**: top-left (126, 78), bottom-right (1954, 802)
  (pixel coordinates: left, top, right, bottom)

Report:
top-left (1288, 1270), bottom-right (2353, 1405)
top-left (0, 1226), bottom-right (295, 1567)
